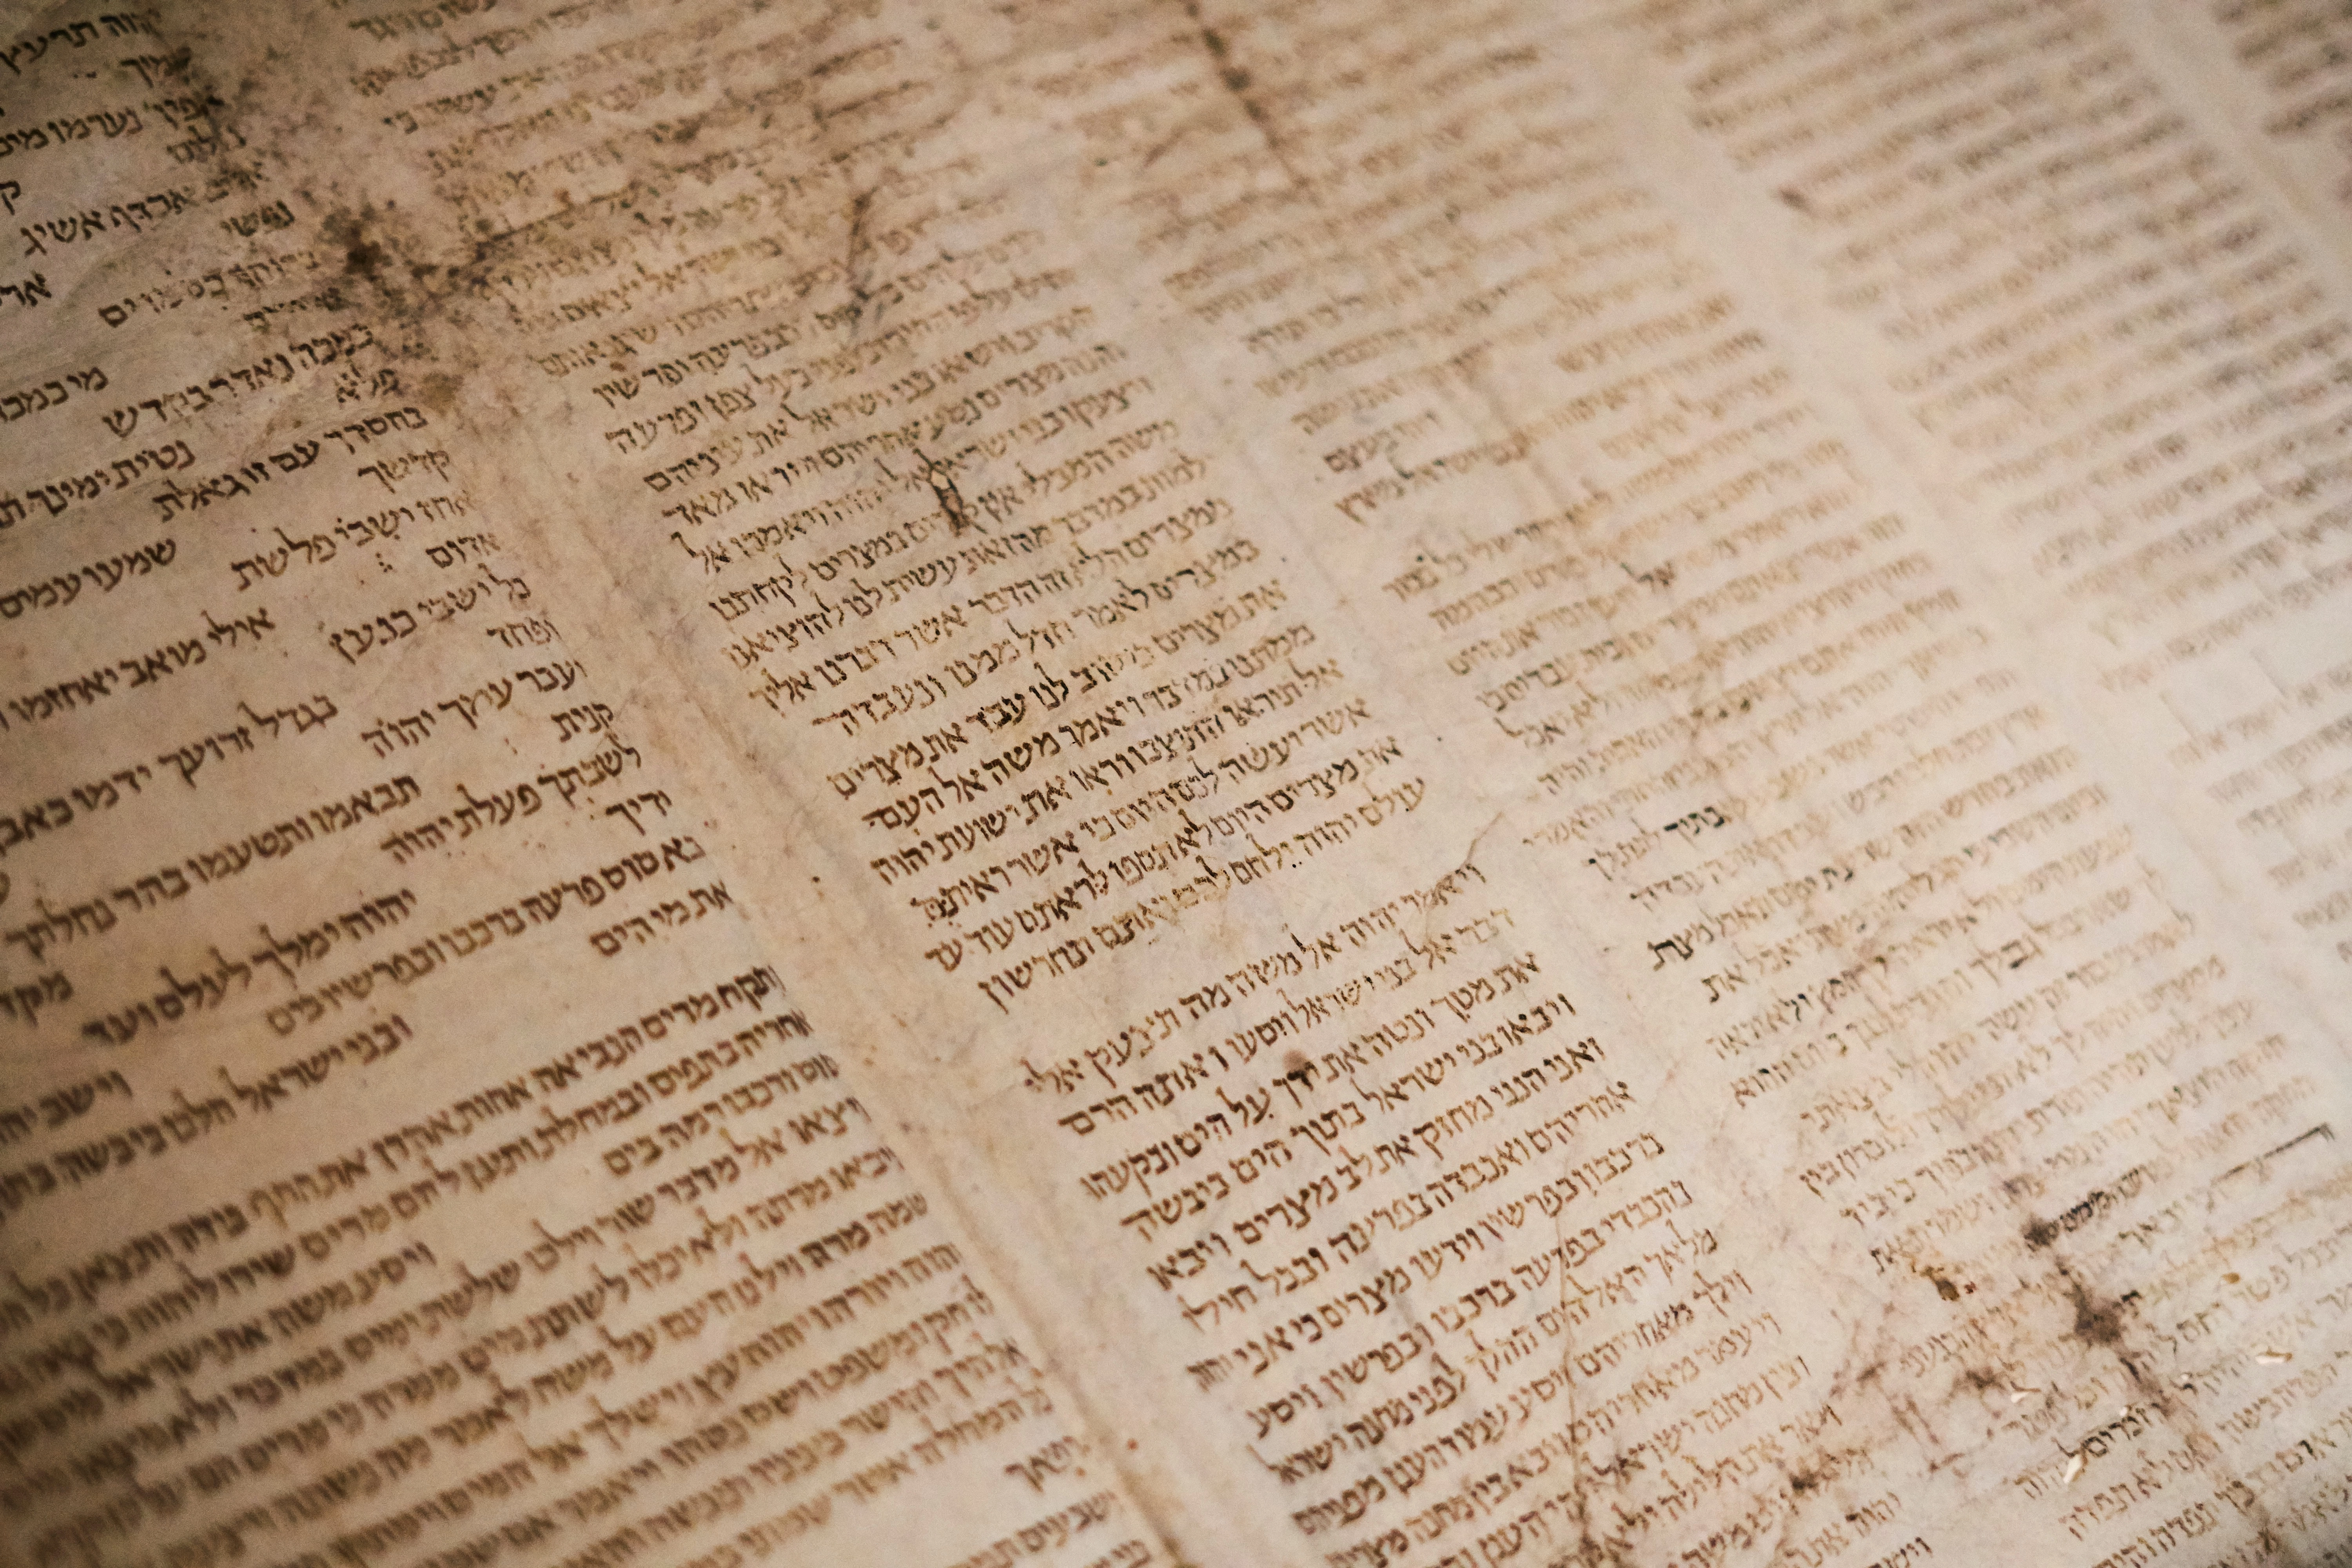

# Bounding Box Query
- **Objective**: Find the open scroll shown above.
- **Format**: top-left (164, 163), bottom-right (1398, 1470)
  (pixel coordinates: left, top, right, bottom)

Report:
top-left (7, 2), bottom-right (2352, 1565)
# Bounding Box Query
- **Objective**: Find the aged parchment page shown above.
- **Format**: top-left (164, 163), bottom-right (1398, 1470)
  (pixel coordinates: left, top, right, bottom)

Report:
top-left (0, 5), bottom-right (1174, 1567)
top-left (6, 2), bottom-right (2352, 1566)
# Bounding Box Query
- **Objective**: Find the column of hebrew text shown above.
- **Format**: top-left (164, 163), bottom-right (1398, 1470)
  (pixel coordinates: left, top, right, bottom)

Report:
top-left (0, 7), bottom-right (1166, 1568)
top-left (1018, 2), bottom-right (2352, 1563)
top-left (381, 0), bottom-right (2352, 1564)
top-left (1628, 0), bottom-right (2352, 1002)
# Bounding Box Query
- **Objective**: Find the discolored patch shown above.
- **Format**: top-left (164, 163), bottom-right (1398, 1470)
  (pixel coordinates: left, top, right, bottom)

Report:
top-left (415, 371), bottom-right (462, 417)
top-left (329, 212), bottom-right (388, 280)
top-left (2067, 1276), bottom-right (2127, 1347)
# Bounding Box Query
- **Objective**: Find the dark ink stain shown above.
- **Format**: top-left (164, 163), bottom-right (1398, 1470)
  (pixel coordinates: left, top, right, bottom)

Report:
top-left (320, 205), bottom-right (434, 325)
top-left (1198, 28), bottom-right (1251, 93)
top-left (1914, 1262), bottom-right (1971, 1301)
top-left (915, 449), bottom-right (981, 536)
top-left (2067, 1276), bottom-right (2127, 1348)
top-left (1283, 1049), bottom-right (1309, 1074)
top-left (1777, 186), bottom-right (1810, 212)
top-left (1180, 1), bottom-right (1290, 166)
top-left (841, 188), bottom-right (877, 330)
top-left (2022, 1216), bottom-right (2058, 1250)
top-left (330, 213), bottom-right (388, 281)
